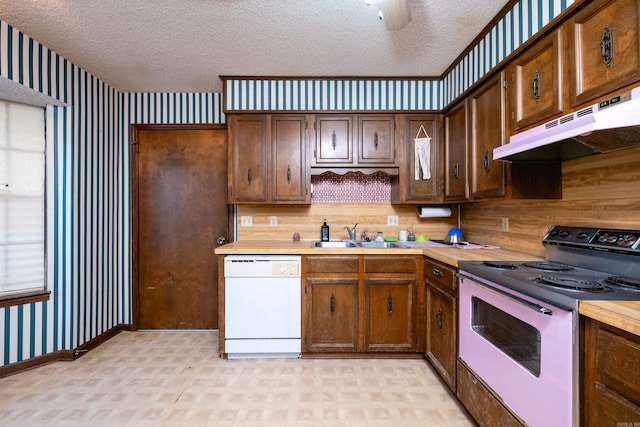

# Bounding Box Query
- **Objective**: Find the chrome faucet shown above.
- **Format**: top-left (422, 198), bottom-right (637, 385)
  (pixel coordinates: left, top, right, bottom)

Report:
top-left (344, 223), bottom-right (358, 240)
top-left (361, 228), bottom-right (369, 241)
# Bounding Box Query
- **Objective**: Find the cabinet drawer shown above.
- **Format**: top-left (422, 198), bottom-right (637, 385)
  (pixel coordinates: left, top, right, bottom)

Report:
top-left (306, 256), bottom-right (358, 274)
top-left (424, 258), bottom-right (456, 293)
top-left (363, 256), bottom-right (416, 274)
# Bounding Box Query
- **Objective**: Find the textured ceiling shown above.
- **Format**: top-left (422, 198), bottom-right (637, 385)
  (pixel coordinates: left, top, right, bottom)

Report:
top-left (0, 0), bottom-right (510, 94)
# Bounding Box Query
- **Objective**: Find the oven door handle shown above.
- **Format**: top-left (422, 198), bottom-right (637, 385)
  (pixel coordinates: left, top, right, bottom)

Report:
top-left (461, 275), bottom-right (553, 316)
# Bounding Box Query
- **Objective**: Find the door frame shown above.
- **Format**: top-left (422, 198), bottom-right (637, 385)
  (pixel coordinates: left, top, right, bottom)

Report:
top-left (130, 124), bottom-right (232, 330)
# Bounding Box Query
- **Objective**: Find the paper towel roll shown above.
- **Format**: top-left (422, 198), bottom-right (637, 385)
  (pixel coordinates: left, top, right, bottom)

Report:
top-left (418, 207), bottom-right (452, 218)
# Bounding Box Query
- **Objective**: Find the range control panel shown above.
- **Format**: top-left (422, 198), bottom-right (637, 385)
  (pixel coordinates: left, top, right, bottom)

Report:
top-left (543, 226), bottom-right (640, 253)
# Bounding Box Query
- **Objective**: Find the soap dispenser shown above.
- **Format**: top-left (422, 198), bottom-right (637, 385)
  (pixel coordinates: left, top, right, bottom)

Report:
top-left (321, 219), bottom-right (330, 241)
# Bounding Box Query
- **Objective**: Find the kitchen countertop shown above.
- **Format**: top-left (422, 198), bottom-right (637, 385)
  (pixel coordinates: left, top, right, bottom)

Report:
top-left (579, 300), bottom-right (640, 336)
top-left (216, 240), bottom-right (640, 337)
top-left (214, 239), bottom-right (542, 267)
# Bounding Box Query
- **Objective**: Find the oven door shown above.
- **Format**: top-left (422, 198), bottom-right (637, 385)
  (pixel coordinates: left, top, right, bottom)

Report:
top-left (459, 274), bottom-right (575, 427)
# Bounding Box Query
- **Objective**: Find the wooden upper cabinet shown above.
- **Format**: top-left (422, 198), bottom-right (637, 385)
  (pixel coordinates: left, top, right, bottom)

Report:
top-left (228, 114), bottom-right (309, 204)
top-left (469, 72), bottom-right (506, 199)
top-left (570, 0), bottom-right (640, 106)
top-left (391, 115), bottom-right (441, 204)
top-left (511, 30), bottom-right (563, 131)
top-left (357, 116), bottom-right (395, 164)
top-left (228, 115), bottom-right (268, 203)
top-left (312, 115), bottom-right (397, 168)
top-left (313, 116), bottom-right (353, 165)
top-left (444, 99), bottom-right (470, 202)
top-left (271, 115), bottom-right (309, 203)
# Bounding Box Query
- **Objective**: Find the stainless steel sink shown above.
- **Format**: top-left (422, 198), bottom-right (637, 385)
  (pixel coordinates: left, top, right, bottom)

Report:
top-left (311, 241), bottom-right (358, 248)
top-left (311, 240), bottom-right (406, 249)
top-left (355, 241), bottom-right (406, 248)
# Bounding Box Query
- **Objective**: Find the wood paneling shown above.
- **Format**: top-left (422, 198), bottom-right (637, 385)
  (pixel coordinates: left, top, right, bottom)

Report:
top-left (236, 203), bottom-right (457, 242)
top-left (461, 146), bottom-right (640, 256)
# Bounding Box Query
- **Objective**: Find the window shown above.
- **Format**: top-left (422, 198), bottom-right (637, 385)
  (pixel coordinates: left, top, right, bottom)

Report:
top-left (0, 100), bottom-right (46, 299)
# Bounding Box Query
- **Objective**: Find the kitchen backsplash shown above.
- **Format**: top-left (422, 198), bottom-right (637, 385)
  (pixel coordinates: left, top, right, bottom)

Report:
top-left (237, 171), bottom-right (456, 241)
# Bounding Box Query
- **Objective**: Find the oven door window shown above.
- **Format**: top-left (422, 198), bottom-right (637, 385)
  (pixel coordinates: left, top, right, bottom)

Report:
top-left (471, 296), bottom-right (541, 377)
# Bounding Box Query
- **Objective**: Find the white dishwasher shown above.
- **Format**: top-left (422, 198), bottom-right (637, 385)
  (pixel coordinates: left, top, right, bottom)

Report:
top-left (224, 255), bottom-right (301, 359)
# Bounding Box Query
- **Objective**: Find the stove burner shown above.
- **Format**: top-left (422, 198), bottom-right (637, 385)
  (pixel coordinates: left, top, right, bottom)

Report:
top-left (536, 275), bottom-right (609, 292)
top-left (522, 261), bottom-right (573, 272)
top-left (605, 276), bottom-right (640, 291)
top-left (482, 261), bottom-right (519, 269)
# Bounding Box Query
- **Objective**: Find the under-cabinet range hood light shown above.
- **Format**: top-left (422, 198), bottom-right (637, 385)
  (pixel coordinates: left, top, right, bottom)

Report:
top-left (494, 86), bottom-right (640, 161)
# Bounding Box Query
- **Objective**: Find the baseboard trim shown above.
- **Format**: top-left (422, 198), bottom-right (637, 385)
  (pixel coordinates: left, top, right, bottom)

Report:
top-left (0, 324), bottom-right (130, 378)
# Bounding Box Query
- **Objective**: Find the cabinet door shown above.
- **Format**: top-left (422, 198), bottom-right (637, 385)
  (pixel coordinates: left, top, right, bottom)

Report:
top-left (570, 0), bottom-right (640, 106)
top-left (314, 116), bottom-right (353, 165)
top-left (357, 116), bottom-right (395, 165)
top-left (271, 115), bottom-right (309, 203)
top-left (583, 318), bottom-right (640, 427)
top-left (228, 115), bottom-right (268, 203)
top-left (469, 73), bottom-right (506, 199)
top-left (363, 278), bottom-right (416, 352)
top-left (305, 277), bottom-right (359, 352)
top-left (512, 30), bottom-right (563, 130)
top-left (444, 100), bottom-right (469, 202)
top-left (426, 285), bottom-right (457, 391)
top-left (396, 115), bottom-right (440, 203)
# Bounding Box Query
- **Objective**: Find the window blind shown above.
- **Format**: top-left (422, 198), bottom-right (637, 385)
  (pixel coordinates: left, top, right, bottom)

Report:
top-left (0, 100), bottom-right (45, 295)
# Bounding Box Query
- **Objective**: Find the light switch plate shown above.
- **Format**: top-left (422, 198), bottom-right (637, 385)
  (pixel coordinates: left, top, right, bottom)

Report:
top-left (240, 216), bottom-right (253, 227)
top-left (270, 216), bottom-right (278, 226)
top-left (387, 215), bottom-right (399, 226)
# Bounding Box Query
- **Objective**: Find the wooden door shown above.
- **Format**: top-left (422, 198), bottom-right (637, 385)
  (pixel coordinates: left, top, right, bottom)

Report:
top-left (271, 115), bottom-right (309, 203)
top-left (133, 126), bottom-right (228, 329)
top-left (512, 30), bottom-right (563, 130)
top-left (357, 115), bottom-right (395, 165)
top-left (444, 100), bottom-right (470, 202)
top-left (363, 278), bottom-right (416, 351)
top-left (426, 285), bottom-right (457, 391)
top-left (314, 116), bottom-right (353, 165)
top-left (469, 72), bottom-right (506, 199)
top-left (228, 115), bottom-right (268, 203)
top-left (400, 115), bottom-right (440, 203)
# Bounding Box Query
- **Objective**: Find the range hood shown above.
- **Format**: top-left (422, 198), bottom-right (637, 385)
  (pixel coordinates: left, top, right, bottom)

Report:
top-left (494, 86), bottom-right (640, 161)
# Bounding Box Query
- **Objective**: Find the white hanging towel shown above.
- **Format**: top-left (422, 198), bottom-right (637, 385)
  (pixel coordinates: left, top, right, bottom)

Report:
top-left (414, 125), bottom-right (431, 180)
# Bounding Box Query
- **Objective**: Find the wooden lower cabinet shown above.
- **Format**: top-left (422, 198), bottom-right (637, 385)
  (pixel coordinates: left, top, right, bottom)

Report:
top-left (583, 318), bottom-right (640, 426)
top-left (302, 254), bottom-right (422, 354)
top-left (424, 257), bottom-right (458, 391)
top-left (457, 359), bottom-right (525, 427)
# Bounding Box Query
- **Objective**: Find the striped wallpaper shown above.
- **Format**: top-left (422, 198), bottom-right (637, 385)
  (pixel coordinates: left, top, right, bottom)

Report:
top-left (2, 0), bottom-right (573, 368)
top-left (225, 0), bottom-right (576, 111)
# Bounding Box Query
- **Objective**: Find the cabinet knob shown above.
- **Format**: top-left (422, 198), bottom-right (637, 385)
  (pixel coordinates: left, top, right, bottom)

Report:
top-left (330, 293), bottom-right (335, 314)
top-left (531, 70), bottom-right (541, 101)
top-left (247, 167), bottom-right (252, 183)
top-left (286, 165), bottom-right (291, 184)
top-left (374, 131), bottom-right (379, 150)
top-left (432, 268), bottom-right (444, 277)
top-left (436, 307), bottom-right (443, 330)
top-left (483, 151), bottom-right (491, 173)
top-left (331, 130), bottom-right (337, 150)
top-left (601, 24), bottom-right (614, 68)
top-left (453, 162), bottom-right (459, 179)
top-left (387, 294), bottom-right (393, 314)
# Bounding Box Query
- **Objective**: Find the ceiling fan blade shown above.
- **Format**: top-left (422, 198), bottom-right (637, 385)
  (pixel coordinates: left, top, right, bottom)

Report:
top-left (380, 0), bottom-right (412, 31)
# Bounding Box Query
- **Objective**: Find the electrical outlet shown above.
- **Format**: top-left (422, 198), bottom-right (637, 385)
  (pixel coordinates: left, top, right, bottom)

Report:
top-left (270, 216), bottom-right (278, 227)
top-left (501, 217), bottom-right (509, 232)
top-left (387, 215), bottom-right (399, 226)
top-left (240, 216), bottom-right (253, 227)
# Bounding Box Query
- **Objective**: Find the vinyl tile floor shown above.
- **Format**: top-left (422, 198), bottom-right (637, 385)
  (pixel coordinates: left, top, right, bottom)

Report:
top-left (0, 330), bottom-right (476, 427)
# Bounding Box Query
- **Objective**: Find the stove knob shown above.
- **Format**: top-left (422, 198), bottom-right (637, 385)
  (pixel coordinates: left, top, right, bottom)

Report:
top-left (577, 231), bottom-right (589, 239)
top-left (607, 234), bottom-right (618, 244)
top-left (559, 230), bottom-right (570, 238)
top-left (618, 234), bottom-right (636, 247)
